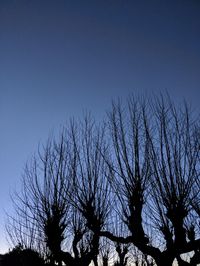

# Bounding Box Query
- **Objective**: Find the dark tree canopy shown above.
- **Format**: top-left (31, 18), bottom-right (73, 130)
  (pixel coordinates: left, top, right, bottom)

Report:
top-left (0, 244), bottom-right (45, 266)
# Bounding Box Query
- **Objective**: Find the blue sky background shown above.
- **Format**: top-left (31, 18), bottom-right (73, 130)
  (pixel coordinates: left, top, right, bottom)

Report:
top-left (0, 0), bottom-right (200, 253)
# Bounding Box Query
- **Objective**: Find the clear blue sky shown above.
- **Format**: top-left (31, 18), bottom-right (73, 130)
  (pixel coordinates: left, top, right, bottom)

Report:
top-left (0, 0), bottom-right (200, 253)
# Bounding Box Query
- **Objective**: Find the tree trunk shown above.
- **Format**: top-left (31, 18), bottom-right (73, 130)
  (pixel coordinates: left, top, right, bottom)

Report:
top-left (154, 255), bottom-right (174, 266)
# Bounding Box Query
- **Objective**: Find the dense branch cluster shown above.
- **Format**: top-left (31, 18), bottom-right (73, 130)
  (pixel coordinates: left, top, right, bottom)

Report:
top-left (7, 95), bottom-right (200, 266)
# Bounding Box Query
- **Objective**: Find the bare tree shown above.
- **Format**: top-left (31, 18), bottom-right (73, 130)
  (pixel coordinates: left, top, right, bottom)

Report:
top-left (146, 96), bottom-right (200, 264)
top-left (8, 94), bottom-right (200, 266)
top-left (99, 238), bottom-right (112, 266)
top-left (7, 131), bottom-right (75, 265)
top-left (89, 95), bottom-right (200, 266)
top-left (8, 116), bottom-right (110, 266)
top-left (68, 115), bottom-right (111, 266)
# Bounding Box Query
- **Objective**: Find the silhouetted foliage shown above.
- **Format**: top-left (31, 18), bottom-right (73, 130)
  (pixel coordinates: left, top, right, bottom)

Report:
top-left (1, 244), bottom-right (45, 266)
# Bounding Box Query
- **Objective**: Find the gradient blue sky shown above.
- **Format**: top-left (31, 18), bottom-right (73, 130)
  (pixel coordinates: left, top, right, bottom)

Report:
top-left (0, 0), bottom-right (200, 253)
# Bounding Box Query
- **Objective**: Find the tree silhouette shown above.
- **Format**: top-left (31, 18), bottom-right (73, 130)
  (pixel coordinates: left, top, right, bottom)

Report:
top-left (7, 116), bottom-right (109, 266)
top-left (92, 95), bottom-right (200, 265)
top-left (7, 94), bottom-right (200, 266)
top-left (1, 244), bottom-right (45, 266)
top-left (7, 132), bottom-right (75, 265)
top-left (67, 116), bottom-right (110, 266)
